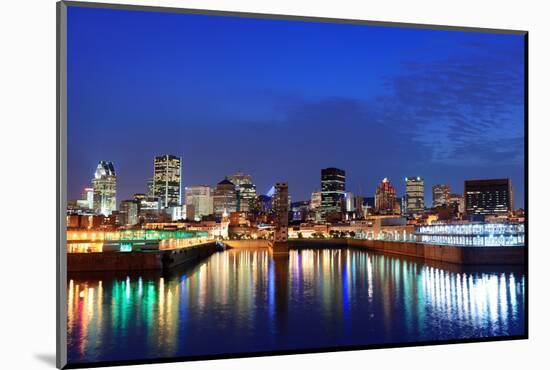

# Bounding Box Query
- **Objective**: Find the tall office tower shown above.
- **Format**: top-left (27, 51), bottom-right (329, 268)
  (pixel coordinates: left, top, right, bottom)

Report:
top-left (226, 171), bottom-right (252, 186)
top-left (273, 182), bottom-right (289, 243)
top-left (310, 191), bottom-right (322, 209)
top-left (153, 155), bottom-right (182, 208)
top-left (355, 195), bottom-right (364, 218)
top-left (226, 172), bottom-right (256, 212)
top-left (119, 200), bottom-right (139, 226)
top-left (146, 178), bottom-right (155, 197)
top-left (184, 185), bottom-right (213, 220)
top-left (465, 178), bottom-right (513, 215)
top-left (375, 178), bottom-right (396, 214)
top-left (405, 176), bottom-right (425, 214)
top-left (92, 161), bottom-right (117, 216)
top-left (432, 184), bottom-right (450, 208)
top-left (344, 192), bottom-right (355, 212)
top-left (320, 167), bottom-right (346, 217)
top-left (213, 179), bottom-right (237, 216)
top-left (237, 183), bottom-right (257, 212)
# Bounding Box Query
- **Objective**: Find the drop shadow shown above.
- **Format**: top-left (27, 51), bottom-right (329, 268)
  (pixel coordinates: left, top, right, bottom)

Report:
top-left (34, 353), bottom-right (56, 367)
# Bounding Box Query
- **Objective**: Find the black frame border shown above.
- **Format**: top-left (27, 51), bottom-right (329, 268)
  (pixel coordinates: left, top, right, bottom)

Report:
top-left (56, 1), bottom-right (529, 369)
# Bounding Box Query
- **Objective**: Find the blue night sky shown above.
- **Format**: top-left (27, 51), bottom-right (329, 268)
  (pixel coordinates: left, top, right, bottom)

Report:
top-left (67, 6), bottom-right (525, 208)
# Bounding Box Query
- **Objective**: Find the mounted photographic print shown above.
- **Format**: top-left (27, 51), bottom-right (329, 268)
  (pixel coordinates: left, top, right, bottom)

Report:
top-left (56, 1), bottom-right (527, 368)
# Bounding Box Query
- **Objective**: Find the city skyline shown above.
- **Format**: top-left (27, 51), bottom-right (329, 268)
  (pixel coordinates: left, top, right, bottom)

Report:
top-left (67, 7), bottom-right (525, 208)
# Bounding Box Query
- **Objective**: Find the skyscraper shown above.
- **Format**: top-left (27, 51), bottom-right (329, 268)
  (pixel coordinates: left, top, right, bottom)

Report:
top-left (92, 161), bottom-right (117, 216)
top-left (213, 179), bottom-right (237, 216)
top-left (465, 178), bottom-right (513, 215)
top-left (432, 184), bottom-right (450, 208)
top-left (375, 178), bottom-right (396, 214)
top-left (227, 172), bottom-right (256, 212)
top-left (321, 168), bottom-right (346, 217)
top-left (185, 185), bottom-right (213, 220)
top-left (405, 176), bottom-right (425, 214)
top-left (273, 182), bottom-right (289, 243)
top-left (153, 155), bottom-right (182, 208)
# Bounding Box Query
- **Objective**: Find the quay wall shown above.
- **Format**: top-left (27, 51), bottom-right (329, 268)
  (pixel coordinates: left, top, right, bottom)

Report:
top-left (225, 239), bottom-right (270, 248)
top-left (68, 242), bottom-right (218, 272)
top-left (346, 239), bottom-right (524, 265)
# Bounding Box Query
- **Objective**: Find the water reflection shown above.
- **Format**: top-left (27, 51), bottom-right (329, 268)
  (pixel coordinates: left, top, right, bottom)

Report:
top-left (67, 248), bottom-right (525, 364)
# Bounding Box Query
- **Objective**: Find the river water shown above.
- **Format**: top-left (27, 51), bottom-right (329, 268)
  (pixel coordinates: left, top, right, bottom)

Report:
top-left (67, 248), bottom-right (525, 365)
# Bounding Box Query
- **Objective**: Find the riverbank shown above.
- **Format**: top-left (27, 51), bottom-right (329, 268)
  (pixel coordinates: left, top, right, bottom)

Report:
top-left (67, 242), bottom-right (218, 272)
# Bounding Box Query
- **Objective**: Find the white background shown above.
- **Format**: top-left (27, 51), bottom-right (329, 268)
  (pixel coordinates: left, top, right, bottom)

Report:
top-left (1, 0), bottom-right (548, 369)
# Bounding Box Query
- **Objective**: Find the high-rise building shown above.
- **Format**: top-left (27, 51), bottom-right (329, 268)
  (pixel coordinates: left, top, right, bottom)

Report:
top-left (226, 171), bottom-right (252, 187)
top-left (92, 161), bottom-right (117, 216)
top-left (405, 176), bottom-right (425, 214)
top-left (226, 172), bottom-right (256, 212)
top-left (344, 192), bottom-right (355, 212)
top-left (375, 178), bottom-right (396, 214)
top-left (184, 185), bottom-right (213, 220)
top-left (213, 179), bottom-right (237, 216)
top-left (153, 155), bottom-right (182, 208)
top-left (146, 178), bottom-right (155, 197)
top-left (273, 182), bottom-right (289, 243)
top-left (432, 184), bottom-right (450, 208)
top-left (119, 200), bottom-right (139, 226)
top-left (321, 168), bottom-right (346, 217)
top-left (465, 178), bottom-right (513, 215)
top-left (310, 191), bottom-right (322, 210)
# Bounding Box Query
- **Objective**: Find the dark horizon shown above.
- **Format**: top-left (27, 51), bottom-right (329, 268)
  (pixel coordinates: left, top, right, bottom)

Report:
top-left (67, 6), bottom-right (525, 208)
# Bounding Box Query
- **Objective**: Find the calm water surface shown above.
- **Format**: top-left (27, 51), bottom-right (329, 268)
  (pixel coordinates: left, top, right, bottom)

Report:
top-left (67, 248), bottom-right (525, 364)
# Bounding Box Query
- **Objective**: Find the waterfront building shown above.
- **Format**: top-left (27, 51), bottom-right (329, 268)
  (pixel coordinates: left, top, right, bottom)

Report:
top-left (291, 200), bottom-right (310, 222)
top-left (273, 182), bottom-right (289, 243)
top-left (464, 178), bottom-right (513, 215)
top-left (153, 155), bottom-right (182, 208)
top-left (119, 200), bottom-right (139, 226)
top-left (415, 222), bottom-right (524, 246)
top-left (213, 179), bottom-right (237, 216)
top-left (375, 178), bottom-right (396, 214)
top-left (92, 161), bottom-right (117, 216)
top-left (185, 185), bottom-right (213, 220)
top-left (405, 176), bottom-right (425, 214)
top-left (432, 184), bottom-right (450, 208)
top-left (321, 167), bottom-right (346, 218)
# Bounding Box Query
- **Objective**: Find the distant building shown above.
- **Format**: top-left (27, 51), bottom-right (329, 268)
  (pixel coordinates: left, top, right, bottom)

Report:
top-left (432, 184), bottom-right (450, 208)
top-left (465, 178), bottom-right (513, 215)
top-left (405, 176), bottom-right (425, 214)
top-left (147, 178), bottom-right (155, 197)
top-left (185, 185), bottom-right (213, 220)
top-left (226, 172), bottom-right (256, 212)
top-left (375, 178), bottom-right (396, 214)
top-left (321, 168), bottom-right (346, 218)
top-left (226, 171), bottom-right (252, 186)
top-left (92, 161), bottom-right (117, 216)
top-left (153, 155), bottom-right (182, 208)
top-left (310, 191), bottom-right (322, 210)
top-left (213, 179), bottom-right (237, 216)
top-left (273, 182), bottom-right (289, 243)
top-left (78, 187), bottom-right (94, 210)
top-left (344, 192), bottom-right (355, 212)
top-left (447, 193), bottom-right (465, 214)
top-left (119, 200), bottom-right (139, 226)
